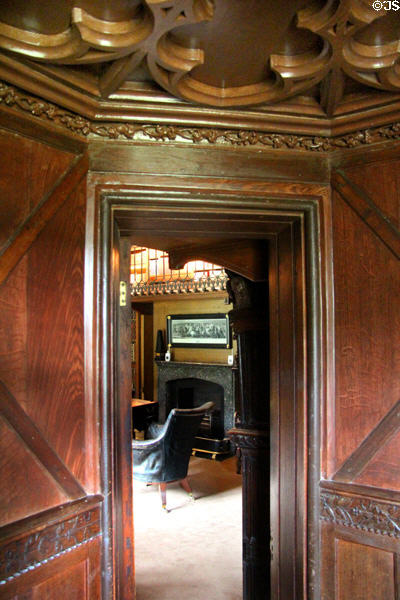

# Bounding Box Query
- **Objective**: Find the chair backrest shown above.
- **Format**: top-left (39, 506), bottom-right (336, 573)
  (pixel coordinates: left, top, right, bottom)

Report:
top-left (162, 401), bottom-right (215, 482)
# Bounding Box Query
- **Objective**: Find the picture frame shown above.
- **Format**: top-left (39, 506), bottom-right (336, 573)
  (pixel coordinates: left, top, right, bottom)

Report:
top-left (167, 313), bottom-right (232, 349)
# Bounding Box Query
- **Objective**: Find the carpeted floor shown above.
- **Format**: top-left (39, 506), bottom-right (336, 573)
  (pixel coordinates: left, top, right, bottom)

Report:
top-left (133, 456), bottom-right (242, 600)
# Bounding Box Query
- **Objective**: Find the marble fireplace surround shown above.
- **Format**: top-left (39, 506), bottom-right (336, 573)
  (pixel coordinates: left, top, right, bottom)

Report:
top-left (156, 361), bottom-right (236, 457)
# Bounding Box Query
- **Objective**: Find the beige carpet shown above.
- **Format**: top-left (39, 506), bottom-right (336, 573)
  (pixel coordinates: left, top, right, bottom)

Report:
top-left (133, 456), bottom-right (242, 600)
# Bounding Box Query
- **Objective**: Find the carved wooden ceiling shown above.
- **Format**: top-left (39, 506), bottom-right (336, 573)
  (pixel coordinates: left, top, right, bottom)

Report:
top-left (0, 0), bottom-right (400, 135)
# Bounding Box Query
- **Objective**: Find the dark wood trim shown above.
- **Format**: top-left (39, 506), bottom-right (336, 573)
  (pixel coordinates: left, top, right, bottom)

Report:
top-left (84, 178), bottom-right (100, 493)
top-left (320, 479), bottom-right (400, 505)
top-left (333, 525), bottom-right (400, 555)
top-left (320, 489), bottom-right (400, 539)
top-left (3, 55), bottom-right (400, 138)
top-left (0, 104), bottom-right (87, 154)
top-left (0, 495), bottom-right (102, 584)
top-left (93, 179), bottom-right (326, 600)
top-left (89, 139), bottom-right (329, 184)
top-left (331, 169), bottom-right (400, 260)
top-left (330, 139), bottom-right (400, 170)
top-left (0, 381), bottom-right (86, 499)
top-left (0, 495), bottom-right (103, 543)
top-left (304, 201), bottom-right (324, 600)
top-left (395, 554), bottom-right (400, 600)
top-left (0, 152), bottom-right (89, 286)
top-left (99, 195), bottom-right (114, 600)
top-left (333, 399), bottom-right (400, 482)
top-left (113, 234), bottom-right (135, 599)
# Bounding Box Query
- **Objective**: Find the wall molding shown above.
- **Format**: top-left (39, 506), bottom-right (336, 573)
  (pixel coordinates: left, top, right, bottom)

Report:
top-left (0, 501), bottom-right (101, 584)
top-left (2, 81), bottom-right (400, 153)
top-left (320, 490), bottom-right (400, 538)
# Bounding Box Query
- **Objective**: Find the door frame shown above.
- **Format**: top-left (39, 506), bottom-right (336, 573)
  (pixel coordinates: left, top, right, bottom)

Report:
top-left (92, 177), bottom-right (330, 599)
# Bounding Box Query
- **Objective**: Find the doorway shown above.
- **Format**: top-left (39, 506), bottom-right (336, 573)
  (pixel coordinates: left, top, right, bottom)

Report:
top-left (129, 242), bottom-right (242, 597)
top-left (97, 187), bottom-right (323, 600)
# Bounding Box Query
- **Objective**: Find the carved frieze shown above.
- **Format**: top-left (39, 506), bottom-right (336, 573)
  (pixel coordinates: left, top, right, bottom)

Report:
top-left (0, 505), bottom-right (101, 585)
top-left (2, 80), bottom-right (400, 152)
top-left (320, 491), bottom-right (400, 538)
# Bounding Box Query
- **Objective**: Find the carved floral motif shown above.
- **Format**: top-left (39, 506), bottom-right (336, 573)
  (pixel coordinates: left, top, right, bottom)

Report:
top-left (320, 491), bottom-right (400, 538)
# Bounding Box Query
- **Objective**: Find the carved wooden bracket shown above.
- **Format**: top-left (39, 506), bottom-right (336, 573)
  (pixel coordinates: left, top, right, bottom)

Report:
top-left (168, 239), bottom-right (268, 282)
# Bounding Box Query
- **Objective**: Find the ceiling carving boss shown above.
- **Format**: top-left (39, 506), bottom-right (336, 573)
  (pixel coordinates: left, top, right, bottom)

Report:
top-left (0, 0), bottom-right (399, 116)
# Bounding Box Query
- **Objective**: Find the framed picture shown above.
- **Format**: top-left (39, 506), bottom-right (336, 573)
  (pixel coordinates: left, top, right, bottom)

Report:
top-left (167, 313), bottom-right (231, 349)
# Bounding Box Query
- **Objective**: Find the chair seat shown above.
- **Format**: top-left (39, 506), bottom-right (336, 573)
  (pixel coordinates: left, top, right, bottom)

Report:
top-left (132, 402), bottom-right (214, 508)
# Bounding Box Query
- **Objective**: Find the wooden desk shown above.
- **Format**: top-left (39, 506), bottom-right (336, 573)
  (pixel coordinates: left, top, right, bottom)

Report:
top-left (131, 398), bottom-right (158, 432)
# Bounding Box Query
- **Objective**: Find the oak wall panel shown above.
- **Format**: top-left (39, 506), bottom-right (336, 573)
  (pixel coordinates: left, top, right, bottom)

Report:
top-left (0, 258), bottom-right (27, 406)
top-left (31, 561), bottom-right (87, 600)
top-left (336, 539), bottom-right (395, 600)
top-left (2, 535), bottom-right (101, 600)
top-left (0, 129), bottom-right (74, 253)
top-left (0, 122), bottom-right (99, 599)
top-left (26, 179), bottom-right (87, 486)
top-left (343, 160), bottom-right (400, 231)
top-left (356, 430), bottom-right (400, 491)
top-left (0, 133), bottom-right (89, 524)
top-left (0, 415), bottom-right (68, 526)
top-left (332, 189), bottom-right (400, 474)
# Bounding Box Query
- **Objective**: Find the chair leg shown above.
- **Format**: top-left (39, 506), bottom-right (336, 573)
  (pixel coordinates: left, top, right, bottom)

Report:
top-left (159, 482), bottom-right (167, 510)
top-left (179, 477), bottom-right (194, 500)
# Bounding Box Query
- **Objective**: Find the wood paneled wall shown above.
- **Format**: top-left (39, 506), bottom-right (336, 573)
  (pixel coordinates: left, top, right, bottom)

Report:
top-left (321, 155), bottom-right (400, 599)
top-left (1, 94), bottom-right (400, 600)
top-left (0, 127), bottom-right (100, 598)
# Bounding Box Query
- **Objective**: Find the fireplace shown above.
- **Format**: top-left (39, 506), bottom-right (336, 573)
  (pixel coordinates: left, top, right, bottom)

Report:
top-left (157, 361), bottom-right (237, 459)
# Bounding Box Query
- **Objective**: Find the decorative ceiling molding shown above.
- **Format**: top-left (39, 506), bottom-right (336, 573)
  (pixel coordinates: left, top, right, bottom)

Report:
top-left (0, 0), bottom-right (400, 113)
top-left (2, 80), bottom-right (400, 153)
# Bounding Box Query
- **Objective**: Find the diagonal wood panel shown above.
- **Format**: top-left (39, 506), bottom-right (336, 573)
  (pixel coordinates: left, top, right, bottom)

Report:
top-left (331, 169), bottom-right (400, 261)
top-left (0, 152), bottom-right (89, 287)
top-left (0, 380), bottom-right (85, 499)
top-left (341, 161), bottom-right (400, 232)
top-left (331, 187), bottom-right (400, 473)
top-left (0, 129), bottom-right (74, 254)
top-left (333, 399), bottom-right (400, 482)
top-left (0, 414), bottom-right (68, 526)
top-left (357, 430), bottom-right (400, 491)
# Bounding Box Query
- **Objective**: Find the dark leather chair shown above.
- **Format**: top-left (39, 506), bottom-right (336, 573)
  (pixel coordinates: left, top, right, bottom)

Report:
top-left (132, 401), bottom-right (214, 510)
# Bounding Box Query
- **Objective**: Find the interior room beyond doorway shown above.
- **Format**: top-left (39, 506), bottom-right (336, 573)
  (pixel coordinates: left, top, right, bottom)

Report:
top-left (130, 244), bottom-right (242, 599)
